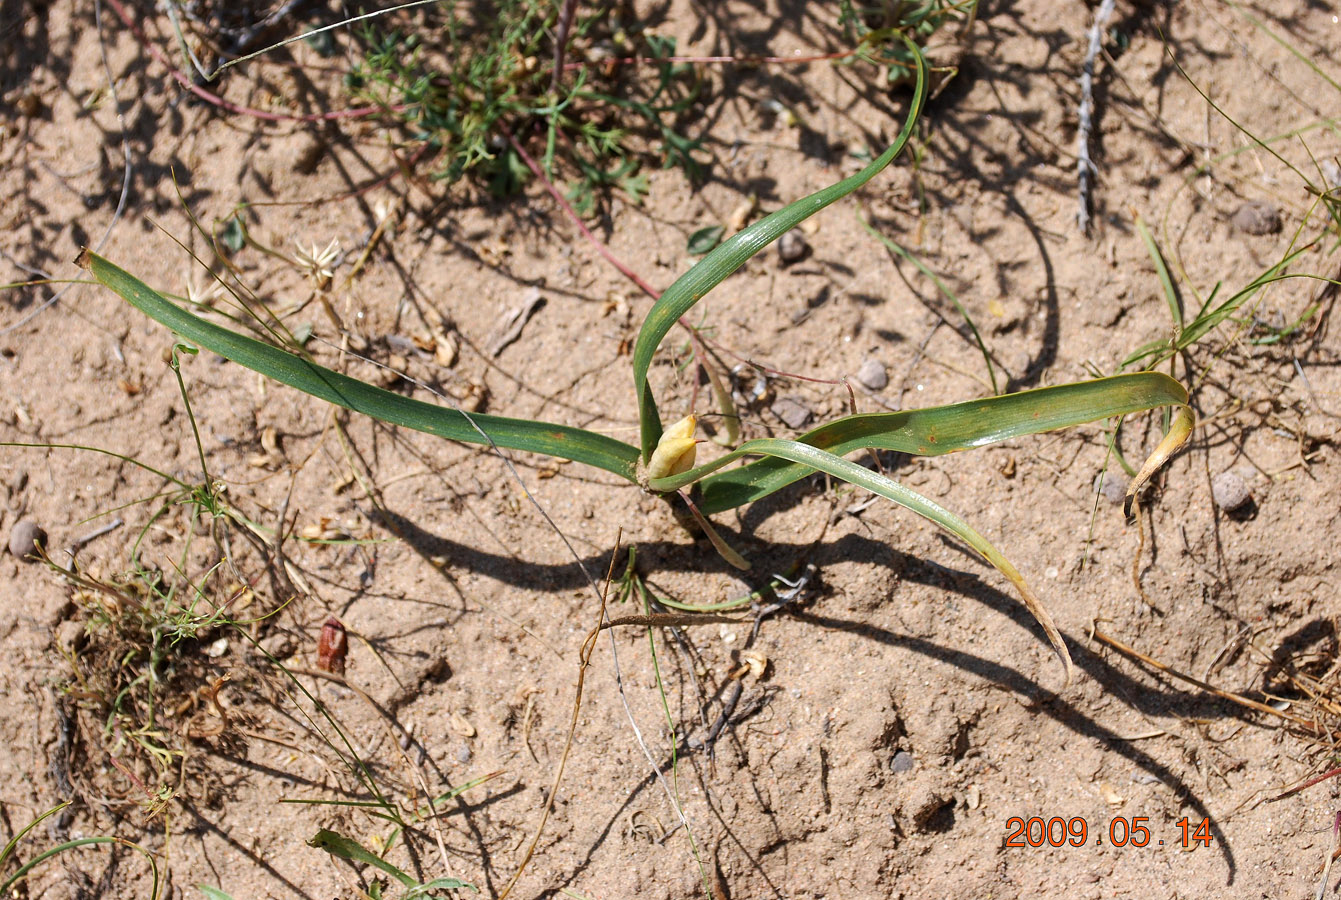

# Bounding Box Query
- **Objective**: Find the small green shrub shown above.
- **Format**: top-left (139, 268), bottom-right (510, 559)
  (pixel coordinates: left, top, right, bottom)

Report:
top-left (346, 0), bottom-right (981, 209)
top-left (348, 0), bottom-right (700, 210)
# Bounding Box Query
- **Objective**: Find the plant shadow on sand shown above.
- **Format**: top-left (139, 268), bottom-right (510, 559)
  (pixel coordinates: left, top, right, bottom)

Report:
top-left (374, 487), bottom-right (1242, 884)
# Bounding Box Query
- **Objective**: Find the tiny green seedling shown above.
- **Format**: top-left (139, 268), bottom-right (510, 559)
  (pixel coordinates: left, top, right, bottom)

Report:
top-left (307, 829), bottom-right (477, 898)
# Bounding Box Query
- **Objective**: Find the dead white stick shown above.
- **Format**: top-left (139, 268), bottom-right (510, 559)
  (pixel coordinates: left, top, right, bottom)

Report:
top-left (1077, 0), bottom-right (1116, 235)
top-left (488, 287), bottom-right (546, 357)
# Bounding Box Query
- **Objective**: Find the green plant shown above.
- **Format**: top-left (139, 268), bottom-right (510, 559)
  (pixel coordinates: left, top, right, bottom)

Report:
top-left (0, 803), bottom-right (160, 898)
top-left (347, 0), bottom-right (697, 208)
top-left (6, 427), bottom-right (491, 897)
top-left (28, 344), bottom-right (290, 801)
top-left (1123, 219), bottom-right (1313, 373)
top-left (79, 44), bottom-right (1193, 680)
top-left (346, 0), bottom-right (981, 209)
top-left (0, 342), bottom-right (312, 844)
top-left (838, 0), bottom-right (979, 85)
top-left (308, 829), bottom-right (477, 898)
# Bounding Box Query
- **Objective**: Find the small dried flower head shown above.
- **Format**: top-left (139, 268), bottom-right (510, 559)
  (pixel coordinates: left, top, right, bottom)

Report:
top-left (184, 276), bottom-right (224, 308)
top-left (647, 414), bottom-right (699, 481)
top-left (293, 238), bottom-right (340, 287)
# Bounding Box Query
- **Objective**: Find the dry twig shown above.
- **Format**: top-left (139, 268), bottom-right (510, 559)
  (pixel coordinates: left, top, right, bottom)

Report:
top-left (1077, 0), bottom-right (1116, 234)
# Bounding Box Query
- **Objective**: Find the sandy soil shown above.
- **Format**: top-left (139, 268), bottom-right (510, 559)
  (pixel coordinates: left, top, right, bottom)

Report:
top-left (3, 0), bottom-right (1341, 897)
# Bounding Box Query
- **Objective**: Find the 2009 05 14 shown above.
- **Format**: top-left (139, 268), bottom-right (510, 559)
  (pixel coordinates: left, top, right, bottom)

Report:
top-left (1004, 816), bottom-right (1213, 848)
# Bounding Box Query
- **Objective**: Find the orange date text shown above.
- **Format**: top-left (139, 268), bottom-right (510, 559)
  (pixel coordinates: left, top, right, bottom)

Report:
top-left (1003, 816), bottom-right (1213, 849)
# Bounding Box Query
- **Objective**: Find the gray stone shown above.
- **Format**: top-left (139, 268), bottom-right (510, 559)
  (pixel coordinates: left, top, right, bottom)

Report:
top-left (771, 395), bottom-right (813, 430)
top-left (1231, 200), bottom-right (1281, 236)
top-left (1211, 471), bottom-right (1251, 511)
top-left (1321, 160), bottom-right (1341, 190)
top-left (777, 228), bottom-right (808, 263)
top-left (891, 750), bottom-right (915, 774)
top-left (8, 520), bottom-right (46, 560)
top-left (856, 357), bottom-right (889, 391)
top-left (1094, 473), bottom-right (1128, 505)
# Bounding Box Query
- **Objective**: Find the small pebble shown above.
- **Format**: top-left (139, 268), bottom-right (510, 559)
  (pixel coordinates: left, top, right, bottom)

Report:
top-left (856, 357), bottom-right (889, 391)
top-left (777, 228), bottom-right (808, 263)
top-left (1211, 470), bottom-right (1252, 512)
top-left (891, 750), bottom-right (915, 774)
top-left (450, 710), bottom-right (477, 738)
top-left (771, 395), bottom-right (813, 430)
top-left (8, 519), bottom-right (46, 560)
top-left (206, 637), bottom-right (229, 658)
top-left (965, 784), bottom-right (981, 810)
top-left (385, 334), bottom-right (419, 355)
top-left (455, 744), bottom-right (472, 764)
top-left (434, 331), bottom-right (459, 368)
top-left (1231, 200), bottom-right (1281, 236)
top-left (1094, 472), bottom-right (1127, 505)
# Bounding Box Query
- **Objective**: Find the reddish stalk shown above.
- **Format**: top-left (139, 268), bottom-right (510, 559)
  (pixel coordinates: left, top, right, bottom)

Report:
top-left (103, 0), bottom-right (402, 122)
top-left (1270, 766), bottom-right (1341, 802)
top-left (563, 48), bottom-right (862, 72)
top-left (501, 121), bottom-right (862, 417)
top-left (500, 121), bottom-right (721, 410)
top-left (550, 0), bottom-right (580, 94)
top-left (499, 121), bottom-right (663, 301)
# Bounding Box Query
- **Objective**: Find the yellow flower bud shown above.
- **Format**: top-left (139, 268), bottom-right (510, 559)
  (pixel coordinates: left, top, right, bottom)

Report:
top-left (646, 414), bottom-right (699, 481)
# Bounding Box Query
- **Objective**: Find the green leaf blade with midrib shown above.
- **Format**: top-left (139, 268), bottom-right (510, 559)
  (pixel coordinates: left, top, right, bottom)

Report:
top-left (79, 252), bottom-right (641, 482)
top-left (630, 36), bottom-right (929, 463)
top-left (647, 373), bottom-right (1190, 514)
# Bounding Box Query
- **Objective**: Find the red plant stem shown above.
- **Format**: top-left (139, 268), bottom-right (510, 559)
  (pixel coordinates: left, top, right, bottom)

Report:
top-left (103, 0), bottom-right (399, 122)
top-left (499, 121), bottom-right (663, 302)
top-left (550, 0), bottom-right (580, 94)
top-left (563, 48), bottom-right (860, 72)
top-left (500, 122), bottom-right (734, 417)
top-left (1271, 766), bottom-right (1341, 801)
top-left (501, 121), bottom-right (860, 418)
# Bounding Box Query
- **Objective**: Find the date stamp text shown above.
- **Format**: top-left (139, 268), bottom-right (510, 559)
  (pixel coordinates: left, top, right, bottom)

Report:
top-left (1003, 816), bottom-right (1214, 849)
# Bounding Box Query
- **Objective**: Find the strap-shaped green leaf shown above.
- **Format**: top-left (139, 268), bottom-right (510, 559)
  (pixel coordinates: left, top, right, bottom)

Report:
top-left (630, 36), bottom-right (929, 462)
top-left (673, 437), bottom-right (1076, 680)
top-left (645, 373), bottom-right (1189, 514)
top-left (307, 829), bottom-right (414, 886)
top-left (79, 251), bottom-right (641, 482)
